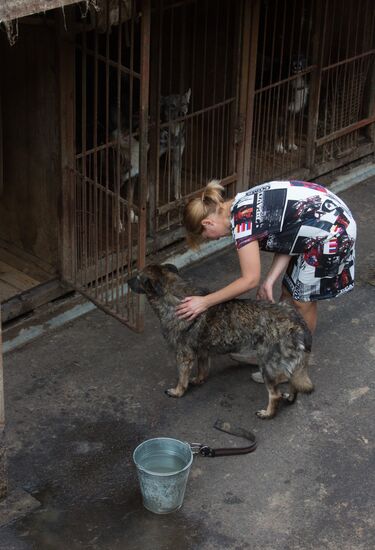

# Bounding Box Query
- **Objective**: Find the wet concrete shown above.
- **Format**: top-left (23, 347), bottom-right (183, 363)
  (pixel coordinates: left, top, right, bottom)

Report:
top-left (1, 179), bottom-right (375, 549)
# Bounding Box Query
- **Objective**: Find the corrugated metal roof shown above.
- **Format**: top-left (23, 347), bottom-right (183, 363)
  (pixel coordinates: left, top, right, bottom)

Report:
top-left (0, 0), bottom-right (78, 22)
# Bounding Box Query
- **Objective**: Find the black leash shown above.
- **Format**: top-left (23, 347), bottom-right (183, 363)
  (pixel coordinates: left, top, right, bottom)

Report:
top-left (191, 419), bottom-right (257, 458)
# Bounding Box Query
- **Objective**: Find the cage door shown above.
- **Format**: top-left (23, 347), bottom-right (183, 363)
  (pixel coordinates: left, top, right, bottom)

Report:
top-left (65, 0), bottom-right (150, 332)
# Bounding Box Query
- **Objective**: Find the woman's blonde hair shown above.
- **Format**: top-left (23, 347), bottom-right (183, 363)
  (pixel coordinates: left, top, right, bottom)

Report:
top-left (183, 180), bottom-right (225, 249)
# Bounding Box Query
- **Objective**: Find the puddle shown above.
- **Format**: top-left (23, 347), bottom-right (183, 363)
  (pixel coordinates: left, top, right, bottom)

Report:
top-left (14, 488), bottom-right (209, 550)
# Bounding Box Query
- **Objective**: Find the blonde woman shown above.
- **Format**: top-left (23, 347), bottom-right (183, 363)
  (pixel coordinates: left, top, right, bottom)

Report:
top-left (176, 180), bottom-right (356, 382)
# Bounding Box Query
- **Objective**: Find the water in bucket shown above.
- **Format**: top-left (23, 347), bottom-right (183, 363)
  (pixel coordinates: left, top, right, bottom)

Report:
top-left (133, 437), bottom-right (193, 514)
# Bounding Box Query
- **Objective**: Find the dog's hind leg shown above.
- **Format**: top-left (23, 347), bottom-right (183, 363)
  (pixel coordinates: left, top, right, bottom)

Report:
top-left (256, 376), bottom-right (282, 420)
top-left (190, 351), bottom-right (210, 386)
top-left (165, 348), bottom-right (195, 398)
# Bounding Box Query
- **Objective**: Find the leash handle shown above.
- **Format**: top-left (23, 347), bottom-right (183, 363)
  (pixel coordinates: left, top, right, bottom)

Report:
top-left (190, 419), bottom-right (257, 458)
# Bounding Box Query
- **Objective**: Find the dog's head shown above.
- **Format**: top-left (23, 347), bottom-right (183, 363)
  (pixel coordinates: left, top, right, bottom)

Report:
top-left (291, 54), bottom-right (307, 74)
top-left (128, 264), bottom-right (180, 298)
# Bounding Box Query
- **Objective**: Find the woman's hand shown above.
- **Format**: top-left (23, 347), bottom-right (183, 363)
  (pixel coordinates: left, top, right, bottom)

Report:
top-left (256, 280), bottom-right (275, 302)
top-left (175, 296), bottom-right (209, 320)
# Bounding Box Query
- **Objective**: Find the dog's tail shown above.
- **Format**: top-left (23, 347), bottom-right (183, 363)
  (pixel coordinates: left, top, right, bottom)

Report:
top-left (290, 365), bottom-right (314, 394)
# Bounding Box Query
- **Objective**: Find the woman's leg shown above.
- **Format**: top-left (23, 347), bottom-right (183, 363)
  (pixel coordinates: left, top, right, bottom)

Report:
top-left (280, 286), bottom-right (317, 334)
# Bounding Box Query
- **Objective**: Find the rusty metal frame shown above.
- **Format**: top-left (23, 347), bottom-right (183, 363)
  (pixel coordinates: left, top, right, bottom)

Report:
top-left (65, 0), bottom-right (150, 331)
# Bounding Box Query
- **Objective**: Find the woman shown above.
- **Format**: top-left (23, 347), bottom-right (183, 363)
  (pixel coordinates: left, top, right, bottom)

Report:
top-left (176, 179), bottom-right (356, 381)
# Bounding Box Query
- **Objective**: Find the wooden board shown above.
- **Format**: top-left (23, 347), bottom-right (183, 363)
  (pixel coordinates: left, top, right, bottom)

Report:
top-left (0, 260), bottom-right (40, 291)
top-left (0, 247), bottom-right (52, 283)
top-left (0, 1), bottom-right (77, 22)
top-left (0, 280), bottom-right (19, 303)
top-left (1, 278), bottom-right (69, 322)
top-left (0, 244), bottom-right (55, 305)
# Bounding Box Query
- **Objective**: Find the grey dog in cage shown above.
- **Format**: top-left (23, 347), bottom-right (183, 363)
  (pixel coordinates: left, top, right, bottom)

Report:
top-left (128, 264), bottom-right (314, 420)
top-left (111, 88), bottom-right (191, 213)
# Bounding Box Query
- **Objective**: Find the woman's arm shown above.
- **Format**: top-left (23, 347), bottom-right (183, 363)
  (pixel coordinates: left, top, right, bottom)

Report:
top-left (256, 253), bottom-right (291, 302)
top-left (176, 240), bottom-right (261, 320)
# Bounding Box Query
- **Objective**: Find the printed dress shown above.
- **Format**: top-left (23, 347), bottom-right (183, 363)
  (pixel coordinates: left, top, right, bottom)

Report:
top-left (231, 180), bottom-right (356, 302)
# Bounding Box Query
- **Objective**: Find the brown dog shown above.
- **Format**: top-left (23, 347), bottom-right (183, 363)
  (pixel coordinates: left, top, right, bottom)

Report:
top-left (128, 264), bottom-right (314, 419)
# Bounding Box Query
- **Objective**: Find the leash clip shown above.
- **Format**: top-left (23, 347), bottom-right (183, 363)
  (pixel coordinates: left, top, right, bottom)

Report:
top-left (190, 443), bottom-right (204, 455)
top-left (189, 443), bottom-right (215, 457)
top-left (199, 445), bottom-right (215, 457)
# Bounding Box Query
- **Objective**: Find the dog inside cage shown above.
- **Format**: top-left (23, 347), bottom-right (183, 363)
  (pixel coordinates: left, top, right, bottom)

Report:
top-left (275, 54), bottom-right (310, 154)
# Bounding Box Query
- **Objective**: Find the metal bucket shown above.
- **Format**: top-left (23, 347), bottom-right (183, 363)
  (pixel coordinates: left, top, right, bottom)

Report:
top-left (133, 437), bottom-right (193, 514)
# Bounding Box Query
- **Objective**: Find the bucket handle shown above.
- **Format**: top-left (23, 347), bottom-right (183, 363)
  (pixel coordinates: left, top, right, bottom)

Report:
top-left (190, 419), bottom-right (257, 457)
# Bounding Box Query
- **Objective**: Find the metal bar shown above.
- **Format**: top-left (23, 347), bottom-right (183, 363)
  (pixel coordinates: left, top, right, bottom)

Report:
top-left (315, 115), bottom-right (375, 147)
top-left (182, 2), bottom-right (190, 202)
top-left (234, 0), bottom-right (252, 189)
top-left (225, 0), bottom-right (235, 177)
top-left (156, 173), bottom-right (237, 215)
top-left (306, 0), bottom-right (325, 168)
top-left (76, 136), bottom-right (140, 160)
top-left (199, 0), bottom-right (208, 186)
top-left (81, 28), bottom-right (88, 289)
top-left (241, 0), bottom-right (260, 189)
top-left (75, 45), bottom-right (141, 79)
top-left (321, 49), bottom-right (375, 72)
top-left (104, 10), bottom-right (110, 305)
top-left (93, 28), bottom-right (99, 298)
top-left (114, 1), bottom-right (123, 312)
top-left (158, 97), bottom-right (237, 129)
top-left (126, 0), bottom-right (135, 311)
top-left (365, 2), bottom-right (375, 149)
top-left (189, 0), bottom-right (197, 197)
top-left (254, 66), bottom-right (317, 95)
top-left (0, 303), bottom-right (7, 499)
top-left (58, 9), bottom-right (75, 284)
top-left (311, 141), bottom-right (374, 174)
top-left (149, 0), bottom-right (163, 237)
top-left (210, 0), bottom-right (219, 177)
top-left (137, 0), bottom-right (151, 329)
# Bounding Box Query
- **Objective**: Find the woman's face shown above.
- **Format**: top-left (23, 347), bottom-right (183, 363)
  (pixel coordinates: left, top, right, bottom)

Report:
top-left (201, 211), bottom-right (230, 241)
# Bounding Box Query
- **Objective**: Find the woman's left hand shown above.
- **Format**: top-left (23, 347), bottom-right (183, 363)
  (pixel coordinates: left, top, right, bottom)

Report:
top-left (256, 281), bottom-right (275, 302)
top-left (175, 296), bottom-right (209, 320)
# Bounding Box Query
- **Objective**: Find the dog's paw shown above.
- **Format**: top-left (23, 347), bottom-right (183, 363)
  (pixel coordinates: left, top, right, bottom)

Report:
top-left (275, 143), bottom-right (287, 154)
top-left (281, 391), bottom-right (297, 405)
top-left (165, 388), bottom-right (184, 398)
top-left (256, 409), bottom-right (274, 420)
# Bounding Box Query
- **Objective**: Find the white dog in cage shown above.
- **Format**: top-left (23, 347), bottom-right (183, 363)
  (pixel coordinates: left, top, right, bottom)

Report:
top-left (276, 56), bottom-right (309, 154)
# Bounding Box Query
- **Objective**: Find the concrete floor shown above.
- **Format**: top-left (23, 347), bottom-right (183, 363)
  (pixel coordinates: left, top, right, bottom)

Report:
top-left (1, 180), bottom-right (375, 549)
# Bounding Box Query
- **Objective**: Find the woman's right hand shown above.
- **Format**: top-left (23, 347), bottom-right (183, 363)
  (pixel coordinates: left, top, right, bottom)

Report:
top-left (256, 280), bottom-right (275, 302)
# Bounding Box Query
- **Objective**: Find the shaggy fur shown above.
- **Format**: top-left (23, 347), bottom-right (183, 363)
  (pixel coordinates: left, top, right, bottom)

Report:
top-left (128, 264), bottom-right (314, 419)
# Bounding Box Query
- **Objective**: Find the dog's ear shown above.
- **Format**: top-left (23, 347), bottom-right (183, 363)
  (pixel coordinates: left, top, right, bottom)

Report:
top-left (163, 264), bottom-right (179, 275)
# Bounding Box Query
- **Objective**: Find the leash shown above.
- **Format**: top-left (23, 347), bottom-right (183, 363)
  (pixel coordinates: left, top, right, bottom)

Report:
top-left (190, 419), bottom-right (257, 458)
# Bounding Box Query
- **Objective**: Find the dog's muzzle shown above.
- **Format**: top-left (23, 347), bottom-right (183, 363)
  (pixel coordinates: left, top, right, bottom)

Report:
top-left (128, 276), bottom-right (145, 294)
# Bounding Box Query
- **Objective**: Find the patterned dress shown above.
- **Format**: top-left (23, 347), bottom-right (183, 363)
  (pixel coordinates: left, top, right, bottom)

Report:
top-left (231, 180), bottom-right (356, 302)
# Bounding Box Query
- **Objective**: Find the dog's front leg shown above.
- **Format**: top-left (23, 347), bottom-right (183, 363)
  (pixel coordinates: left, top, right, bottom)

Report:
top-left (288, 115), bottom-right (298, 151)
top-left (256, 376), bottom-right (282, 420)
top-left (191, 351), bottom-right (210, 386)
top-left (165, 348), bottom-right (195, 398)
